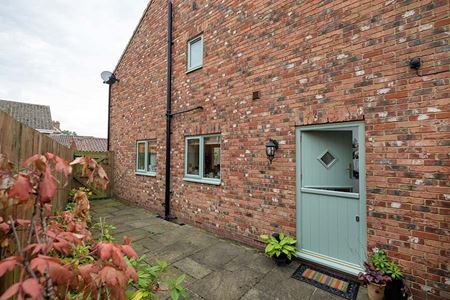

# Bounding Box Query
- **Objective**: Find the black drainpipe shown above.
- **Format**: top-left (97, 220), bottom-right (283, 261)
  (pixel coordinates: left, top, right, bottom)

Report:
top-left (163, 1), bottom-right (203, 220)
top-left (107, 84), bottom-right (112, 151)
top-left (164, 0), bottom-right (174, 220)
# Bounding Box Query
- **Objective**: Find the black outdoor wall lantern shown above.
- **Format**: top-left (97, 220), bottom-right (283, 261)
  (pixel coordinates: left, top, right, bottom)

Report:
top-left (409, 57), bottom-right (449, 77)
top-left (266, 139), bottom-right (279, 164)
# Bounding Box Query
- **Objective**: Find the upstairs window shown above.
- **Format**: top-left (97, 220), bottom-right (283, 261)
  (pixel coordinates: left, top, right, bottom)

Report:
top-left (185, 135), bottom-right (221, 184)
top-left (187, 35), bottom-right (203, 72)
top-left (136, 140), bottom-right (157, 176)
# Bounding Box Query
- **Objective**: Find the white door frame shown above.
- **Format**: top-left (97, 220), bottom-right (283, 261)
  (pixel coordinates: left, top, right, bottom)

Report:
top-left (295, 121), bottom-right (367, 275)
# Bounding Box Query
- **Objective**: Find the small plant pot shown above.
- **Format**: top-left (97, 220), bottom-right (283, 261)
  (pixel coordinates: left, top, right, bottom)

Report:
top-left (368, 282), bottom-right (386, 300)
top-left (384, 279), bottom-right (406, 300)
top-left (273, 253), bottom-right (292, 267)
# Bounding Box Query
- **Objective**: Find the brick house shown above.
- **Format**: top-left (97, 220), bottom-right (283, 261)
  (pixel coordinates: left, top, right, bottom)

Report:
top-left (109, 1), bottom-right (449, 298)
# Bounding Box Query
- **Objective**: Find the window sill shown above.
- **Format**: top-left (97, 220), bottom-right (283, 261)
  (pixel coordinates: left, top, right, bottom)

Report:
top-left (135, 171), bottom-right (156, 177)
top-left (183, 177), bottom-right (221, 185)
top-left (186, 65), bottom-right (203, 74)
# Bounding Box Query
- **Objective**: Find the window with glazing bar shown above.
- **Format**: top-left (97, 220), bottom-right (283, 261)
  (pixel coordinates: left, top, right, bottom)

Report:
top-left (184, 135), bottom-right (221, 184)
top-left (136, 140), bottom-right (157, 176)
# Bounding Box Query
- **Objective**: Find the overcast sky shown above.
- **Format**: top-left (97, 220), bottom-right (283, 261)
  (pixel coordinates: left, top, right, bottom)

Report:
top-left (0, 0), bottom-right (149, 137)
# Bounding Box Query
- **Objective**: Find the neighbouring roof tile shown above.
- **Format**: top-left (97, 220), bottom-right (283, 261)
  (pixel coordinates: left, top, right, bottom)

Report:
top-left (49, 134), bottom-right (107, 152)
top-left (0, 99), bottom-right (54, 131)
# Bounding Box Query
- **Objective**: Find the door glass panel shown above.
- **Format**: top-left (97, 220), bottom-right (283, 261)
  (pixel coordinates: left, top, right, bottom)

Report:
top-left (187, 139), bottom-right (200, 176)
top-left (302, 129), bottom-right (358, 193)
top-left (137, 142), bottom-right (145, 171)
top-left (203, 136), bottom-right (220, 179)
top-left (147, 140), bottom-right (157, 173)
top-left (318, 150), bottom-right (336, 168)
top-left (352, 134), bottom-right (359, 193)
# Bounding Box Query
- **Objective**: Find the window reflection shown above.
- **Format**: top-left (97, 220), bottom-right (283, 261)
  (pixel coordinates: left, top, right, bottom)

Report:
top-left (148, 141), bottom-right (157, 173)
top-left (137, 143), bottom-right (145, 170)
top-left (187, 139), bottom-right (200, 175)
top-left (204, 136), bottom-right (220, 179)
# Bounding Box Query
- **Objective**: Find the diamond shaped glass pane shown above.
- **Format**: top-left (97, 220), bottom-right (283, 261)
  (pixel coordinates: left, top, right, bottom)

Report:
top-left (320, 151), bottom-right (335, 167)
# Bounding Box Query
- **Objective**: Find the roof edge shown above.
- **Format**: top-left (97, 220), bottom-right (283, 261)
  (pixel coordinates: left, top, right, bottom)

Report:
top-left (0, 99), bottom-right (51, 108)
top-left (113, 0), bottom-right (155, 73)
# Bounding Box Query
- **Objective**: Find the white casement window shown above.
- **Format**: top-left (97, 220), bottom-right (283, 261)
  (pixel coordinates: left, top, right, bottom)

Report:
top-left (187, 35), bottom-right (203, 72)
top-left (184, 135), bottom-right (221, 185)
top-left (136, 140), bottom-right (157, 176)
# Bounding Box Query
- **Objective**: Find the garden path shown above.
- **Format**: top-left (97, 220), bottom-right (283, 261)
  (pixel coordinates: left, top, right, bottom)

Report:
top-left (91, 199), bottom-right (368, 300)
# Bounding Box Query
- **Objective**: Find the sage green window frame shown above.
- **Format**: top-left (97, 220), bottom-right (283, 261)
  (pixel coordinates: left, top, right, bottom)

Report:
top-left (135, 140), bottom-right (157, 176)
top-left (184, 134), bottom-right (221, 185)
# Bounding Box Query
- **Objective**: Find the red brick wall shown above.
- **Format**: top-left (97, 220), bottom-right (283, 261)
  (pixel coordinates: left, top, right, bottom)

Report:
top-left (111, 0), bottom-right (450, 298)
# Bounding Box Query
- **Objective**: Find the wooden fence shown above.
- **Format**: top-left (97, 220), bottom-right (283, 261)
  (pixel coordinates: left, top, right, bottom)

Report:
top-left (0, 110), bottom-right (74, 292)
top-left (0, 110), bottom-right (74, 210)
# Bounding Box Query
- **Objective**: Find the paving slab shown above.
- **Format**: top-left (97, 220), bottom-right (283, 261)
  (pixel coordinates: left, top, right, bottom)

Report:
top-left (240, 288), bottom-right (275, 300)
top-left (190, 241), bottom-right (247, 270)
top-left (120, 228), bottom-right (152, 242)
top-left (310, 288), bottom-right (343, 300)
top-left (112, 224), bottom-right (135, 234)
top-left (152, 239), bottom-right (207, 264)
top-left (90, 206), bottom-right (121, 215)
top-left (357, 286), bottom-right (369, 300)
top-left (134, 237), bottom-right (163, 253)
top-left (224, 249), bottom-right (275, 275)
top-left (127, 218), bottom-right (163, 229)
top-left (188, 267), bottom-right (263, 300)
top-left (160, 266), bottom-right (197, 286)
top-left (253, 263), bottom-right (316, 300)
top-left (174, 257), bottom-right (212, 279)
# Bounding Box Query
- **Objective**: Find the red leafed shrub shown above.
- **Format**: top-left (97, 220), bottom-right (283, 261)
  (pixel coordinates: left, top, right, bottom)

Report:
top-left (0, 153), bottom-right (185, 300)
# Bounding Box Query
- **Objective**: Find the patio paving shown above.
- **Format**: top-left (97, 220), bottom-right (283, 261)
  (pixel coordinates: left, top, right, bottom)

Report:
top-left (90, 199), bottom-right (368, 300)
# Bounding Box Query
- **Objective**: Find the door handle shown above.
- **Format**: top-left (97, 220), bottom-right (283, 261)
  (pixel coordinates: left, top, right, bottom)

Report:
top-left (356, 216), bottom-right (360, 222)
top-left (346, 163), bottom-right (353, 179)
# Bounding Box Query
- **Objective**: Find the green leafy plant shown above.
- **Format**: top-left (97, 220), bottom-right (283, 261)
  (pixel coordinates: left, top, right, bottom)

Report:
top-left (126, 256), bottom-right (188, 300)
top-left (69, 186), bottom-right (93, 198)
top-left (260, 233), bottom-right (297, 260)
top-left (369, 248), bottom-right (403, 280)
top-left (60, 244), bottom-right (94, 267)
top-left (385, 261), bottom-right (403, 280)
top-left (370, 248), bottom-right (389, 270)
top-left (92, 216), bottom-right (116, 242)
top-left (168, 274), bottom-right (188, 300)
top-left (65, 201), bottom-right (76, 212)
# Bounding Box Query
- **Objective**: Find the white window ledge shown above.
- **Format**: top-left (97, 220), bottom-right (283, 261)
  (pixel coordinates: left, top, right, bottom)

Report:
top-left (183, 177), bottom-right (221, 185)
top-left (186, 65), bottom-right (203, 74)
top-left (135, 171), bottom-right (156, 177)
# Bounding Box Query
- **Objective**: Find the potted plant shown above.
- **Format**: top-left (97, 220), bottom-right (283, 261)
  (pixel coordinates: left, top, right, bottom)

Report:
top-left (370, 249), bottom-right (406, 300)
top-left (260, 232), bottom-right (296, 266)
top-left (358, 262), bottom-right (392, 300)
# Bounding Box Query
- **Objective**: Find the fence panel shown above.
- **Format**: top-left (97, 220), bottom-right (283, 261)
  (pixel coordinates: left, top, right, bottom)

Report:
top-left (0, 111), bottom-right (74, 292)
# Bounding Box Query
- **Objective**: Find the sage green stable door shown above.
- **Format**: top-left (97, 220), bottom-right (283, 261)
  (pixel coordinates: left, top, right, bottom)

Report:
top-left (296, 124), bottom-right (365, 275)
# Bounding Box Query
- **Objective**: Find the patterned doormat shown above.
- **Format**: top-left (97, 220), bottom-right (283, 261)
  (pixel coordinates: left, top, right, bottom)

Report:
top-left (292, 264), bottom-right (360, 300)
